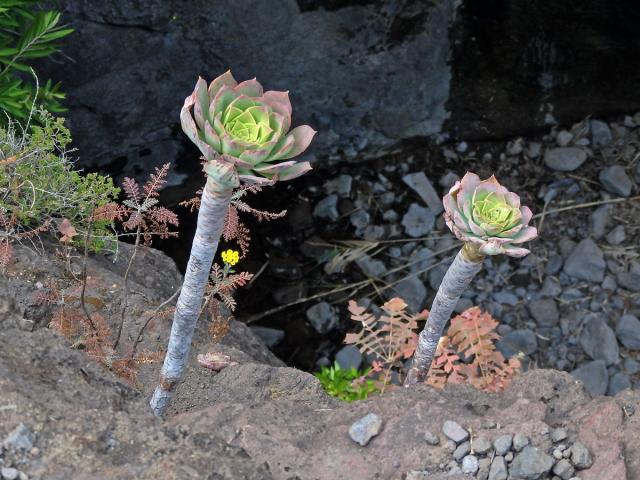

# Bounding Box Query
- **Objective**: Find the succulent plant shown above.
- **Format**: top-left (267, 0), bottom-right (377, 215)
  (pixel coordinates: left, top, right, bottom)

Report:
top-left (443, 172), bottom-right (538, 257)
top-left (181, 71), bottom-right (316, 183)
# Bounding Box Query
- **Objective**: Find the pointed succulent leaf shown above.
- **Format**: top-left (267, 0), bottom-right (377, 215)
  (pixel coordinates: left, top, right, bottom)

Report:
top-left (234, 78), bottom-right (264, 97)
top-left (207, 70), bottom-right (238, 100)
top-left (442, 171), bottom-right (538, 257)
top-left (193, 77), bottom-right (210, 130)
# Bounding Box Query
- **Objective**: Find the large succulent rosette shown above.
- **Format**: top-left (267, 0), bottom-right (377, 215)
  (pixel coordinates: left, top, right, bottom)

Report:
top-left (181, 71), bottom-right (316, 184)
top-left (443, 172), bottom-right (538, 257)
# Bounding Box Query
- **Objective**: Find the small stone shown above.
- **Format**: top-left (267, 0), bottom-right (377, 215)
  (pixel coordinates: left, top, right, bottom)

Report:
top-left (390, 276), bottom-right (427, 313)
top-left (599, 165), bottom-right (634, 197)
top-left (571, 360), bottom-right (608, 396)
top-left (401, 203), bottom-right (435, 237)
top-left (472, 436), bottom-right (493, 455)
top-left (553, 448), bottom-right (564, 460)
top-left (305, 302), bottom-right (338, 334)
top-left (454, 297), bottom-right (473, 314)
top-left (551, 428), bottom-right (568, 443)
top-left (442, 420), bottom-right (469, 444)
top-left (556, 130), bottom-right (574, 147)
top-left (617, 261), bottom-right (640, 292)
top-left (462, 455), bottom-right (479, 475)
top-left (348, 413), bottom-right (383, 446)
top-left (335, 345), bottom-right (362, 371)
top-left (590, 205), bottom-right (611, 239)
top-left (456, 141), bottom-right (469, 153)
top-left (313, 194), bottom-right (339, 221)
top-left (444, 439), bottom-right (457, 452)
top-left (624, 358), bottom-right (640, 374)
top-left (553, 459), bottom-right (576, 480)
top-left (493, 434), bottom-right (513, 456)
top-left (488, 456), bottom-right (508, 480)
top-left (250, 326), bottom-right (285, 348)
top-left (607, 371), bottom-right (631, 395)
top-left (527, 142), bottom-right (542, 158)
top-left (545, 254), bottom-right (564, 275)
top-left (528, 298), bottom-right (559, 327)
top-left (477, 458), bottom-right (492, 480)
top-left (424, 430), bottom-right (440, 446)
top-left (355, 254), bottom-right (387, 278)
top-left (507, 139), bottom-right (524, 156)
top-left (605, 225), bottom-right (626, 245)
top-left (350, 209), bottom-right (370, 229)
top-left (563, 239), bottom-right (606, 283)
top-left (544, 147), bottom-right (588, 172)
top-left (493, 291), bottom-right (519, 306)
top-left (1, 468), bottom-right (18, 480)
top-left (579, 314), bottom-right (619, 365)
top-left (402, 172), bottom-right (444, 215)
top-left (408, 247), bottom-right (436, 274)
top-left (439, 172), bottom-right (460, 189)
top-left (510, 446), bottom-right (554, 479)
top-left (497, 329), bottom-right (538, 357)
top-left (616, 314), bottom-right (640, 350)
top-left (504, 452), bottom-right (514, 462)
top-left (512, 433), bottom-right (529, 452)
top-left (3, 423), bottom-right (34, 450)
top-left (570, 441), bottom-right (592, 469)
top-left (453, 441), bottom-right (471, 461)
top-left (540, 277), bottom-right (562, 298)
top-left (325, 174), bottom-right (353, 197)
top-left (591, 119), bottom-right (613, 146)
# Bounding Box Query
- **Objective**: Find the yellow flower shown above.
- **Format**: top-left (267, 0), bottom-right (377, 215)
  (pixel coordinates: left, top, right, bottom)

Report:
top-left (221, 249), bottom-right (240, 266)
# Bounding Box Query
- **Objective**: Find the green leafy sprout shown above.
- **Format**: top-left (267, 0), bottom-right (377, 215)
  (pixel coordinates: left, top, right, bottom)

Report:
top-left (314, 362), bottom-right (380, 402)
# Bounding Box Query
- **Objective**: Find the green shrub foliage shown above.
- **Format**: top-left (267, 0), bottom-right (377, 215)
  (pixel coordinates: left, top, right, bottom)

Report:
top-left (0, 110), bottom-right (120, 252)
top-left (0, 1), bottom-right (73, 124)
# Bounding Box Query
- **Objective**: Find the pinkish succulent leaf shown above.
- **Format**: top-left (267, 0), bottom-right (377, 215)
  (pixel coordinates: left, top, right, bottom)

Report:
top-left (442, 171), bottom-right (538, 257)
top-left (181, 71), bottom-right (315, 183)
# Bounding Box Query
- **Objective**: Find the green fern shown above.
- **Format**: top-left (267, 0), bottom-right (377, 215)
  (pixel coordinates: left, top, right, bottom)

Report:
top-left (0, 1), bottom-right (73, 123)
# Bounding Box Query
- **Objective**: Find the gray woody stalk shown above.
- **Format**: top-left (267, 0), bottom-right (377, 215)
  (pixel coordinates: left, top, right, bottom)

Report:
top-left (404, 172), bottom-right (538, 386)
top-left (151, 72), bottom-right (315, 416)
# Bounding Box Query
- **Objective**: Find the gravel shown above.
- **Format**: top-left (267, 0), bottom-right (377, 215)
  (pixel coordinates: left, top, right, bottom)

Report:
top-left (424, 430), bottom-right (440, 446)
top-left (550, 428), bottom-right (568, 443)
top-left (616, 314), bottom-right (640, 350)
top-left (571, 360), bottom-right (608, 396)
top-left (348, 413), bottom-right (383, 446)
top-left (3, 423), bottom-right (34, 450)
top-left (579, 314), bottom-right (619, 365)
top-left (442, 420), bottom-right (469, 444)
top-left (527, 298), bottom-right (559, 327)
top-left (510, 446), bottom-right (554, 479)
top-left (472, 436), bottom-right (493, 455)
top-left (355, 254), bottom-right (387, 278)
top-left (497, 329), bottom-right (538, 357)
top-left (544, 147), bottom-right (588, 171)
top-left (453, 441), bottom-right (471, 461)
top-left (402, 172), bottom-right (444, 215)
top-left (401, 203), bottom-right (436, 237)
top-left (313, 194), bottom-right (339, 221)
top-left (488, 456), bottom-right (508, 480)
top-left (591, 119), bottom-right (613, 146)
top-left (553, 458), bottom-right (576, 480)
top-left (306, 302), bottom-right (339, 334)
top-left (599, 165), bottom-right (634, 197)
top-left (589, 205), bottom-right (611, 239)
top-left (563, 239), bottom-right (606, 282)
top-left (391, 276), bottom-right (427, 312)
top-left (607, 372), bottom-right (631, 395)
top-left (493, 435), bottom-right (513, 456)
top-left (605, 225), bottom-right (626, 245)
top-left (462, 455), bottom-right (479, 475)
top-left (335, 345), bottom-right (363, 371)
top-left (570, 441), bottom-right (593, 469)
top-left (512, 433), bottom-right (529, 452)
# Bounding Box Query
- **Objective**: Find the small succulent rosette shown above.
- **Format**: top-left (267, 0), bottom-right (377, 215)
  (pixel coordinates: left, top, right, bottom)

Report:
top-left (181, 70), bottom-right (316, 184)
top-left (443, 172), bottom-right (538, 257)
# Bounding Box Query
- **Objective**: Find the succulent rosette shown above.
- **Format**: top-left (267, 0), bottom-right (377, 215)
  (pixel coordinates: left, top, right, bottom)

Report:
top-left (181, 70), bottom-right (316, 184)
top-left (443, 172), bottom-right (538, 257)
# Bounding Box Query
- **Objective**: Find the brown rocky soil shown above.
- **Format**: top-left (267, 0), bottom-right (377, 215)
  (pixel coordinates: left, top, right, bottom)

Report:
top-left (1, 243), bottom-right (639, 479)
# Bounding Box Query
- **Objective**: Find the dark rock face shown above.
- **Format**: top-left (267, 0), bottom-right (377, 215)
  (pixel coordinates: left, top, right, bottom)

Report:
top-left (39, 0), bottom-right (640, 180)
